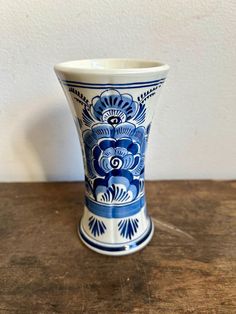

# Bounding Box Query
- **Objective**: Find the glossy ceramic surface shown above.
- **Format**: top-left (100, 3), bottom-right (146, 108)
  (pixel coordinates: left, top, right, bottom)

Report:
top-left (55, 58), bottom-right (169, 255)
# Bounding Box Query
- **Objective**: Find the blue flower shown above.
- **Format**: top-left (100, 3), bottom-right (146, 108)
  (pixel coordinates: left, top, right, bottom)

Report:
top-left (69, 87), bottom-right (158, 205)
top-left (94, 138), bottom-right (142, 175)
top-left (91, 90), bottom-right (138, 125)
top-left (83, 122), bottom-right (146, 179)
top-left (94, 170), bottom-right (140, 203)
top-left (80, 89), bottom-right (150, 204)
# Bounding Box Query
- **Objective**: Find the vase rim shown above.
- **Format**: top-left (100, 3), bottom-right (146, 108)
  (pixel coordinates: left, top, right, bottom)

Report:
top-left (54, 58), bottom-right (169, 75)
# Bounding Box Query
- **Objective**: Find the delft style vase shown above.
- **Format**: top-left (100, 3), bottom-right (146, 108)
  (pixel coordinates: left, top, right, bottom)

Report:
top-left (54, 59), bottom-right (169, 256)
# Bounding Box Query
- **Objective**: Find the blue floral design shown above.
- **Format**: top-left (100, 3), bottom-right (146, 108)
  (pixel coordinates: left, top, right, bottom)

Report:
top-left (94, 170), bottom-right (140, 203)
top-left (84, 123), bottom-right (146, 175)
top-left (92, 90), bottom-right (138, 124)
top-left (82, 122), bottom-right (146, 203)
top-left (94, 137), bottom-right (142, 175)
top-left (70, 88), bottom-right (157, 206)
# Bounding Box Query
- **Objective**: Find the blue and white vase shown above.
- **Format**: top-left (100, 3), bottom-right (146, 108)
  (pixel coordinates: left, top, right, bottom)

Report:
top-left (54, 59), bottom-right (169, 256)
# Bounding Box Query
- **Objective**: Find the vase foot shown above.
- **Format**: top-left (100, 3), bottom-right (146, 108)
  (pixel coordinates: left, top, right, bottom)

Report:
top-left (77, 217), bottom-right (154, 256)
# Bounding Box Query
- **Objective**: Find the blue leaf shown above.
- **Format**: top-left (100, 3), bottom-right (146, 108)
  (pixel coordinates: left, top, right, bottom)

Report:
top-left (82, 106), bottom-right (95, 127)
top-left (118, 218), bottom-right (139, 240)
top-left (88, 216), bottom-right (106, 237)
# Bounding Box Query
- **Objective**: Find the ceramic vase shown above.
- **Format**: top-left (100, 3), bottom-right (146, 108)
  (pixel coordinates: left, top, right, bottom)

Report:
top-left (54, 59), bottom-right (169, 256)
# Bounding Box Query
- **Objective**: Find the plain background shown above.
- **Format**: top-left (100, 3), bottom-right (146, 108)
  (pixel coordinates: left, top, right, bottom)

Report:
top-left (1, 0), bottom-right (236, 182)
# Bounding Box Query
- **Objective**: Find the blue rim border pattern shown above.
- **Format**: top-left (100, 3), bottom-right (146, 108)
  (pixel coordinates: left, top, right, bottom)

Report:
top-left (78, 218), bottom-right (154, 253)
top-left (60, 78), bottom-right (165, 89)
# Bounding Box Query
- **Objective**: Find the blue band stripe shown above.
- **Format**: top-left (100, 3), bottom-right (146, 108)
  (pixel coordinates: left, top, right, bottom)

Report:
top-left (61, 81), bottom-right (164, 90)
top-left (61, 78), bottom-right (165, 86)
top-left (85, 195), bottom-right (145, 218)
top-left (79, 219), bottom-right (153, 252)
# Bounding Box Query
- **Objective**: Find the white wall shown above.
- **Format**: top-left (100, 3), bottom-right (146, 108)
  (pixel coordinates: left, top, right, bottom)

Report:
top-left (1, 0), bottom-right (236, 181)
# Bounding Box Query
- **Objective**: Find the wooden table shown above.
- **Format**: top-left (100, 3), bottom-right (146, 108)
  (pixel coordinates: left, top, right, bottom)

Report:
top-left (0, 181), bottom-right (235, 313)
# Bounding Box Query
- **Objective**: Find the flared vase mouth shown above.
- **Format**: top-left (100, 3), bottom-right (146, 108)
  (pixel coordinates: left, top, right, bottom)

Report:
top-left (54, 58), bottom-right (169, 75)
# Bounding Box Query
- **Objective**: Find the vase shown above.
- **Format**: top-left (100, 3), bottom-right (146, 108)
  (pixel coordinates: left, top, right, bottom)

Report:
top-left (54, 59), bottom-right (169, 256)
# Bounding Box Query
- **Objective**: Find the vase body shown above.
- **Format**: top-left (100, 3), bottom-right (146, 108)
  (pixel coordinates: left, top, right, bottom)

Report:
top-left (55, 59), bottom-right (169, 255)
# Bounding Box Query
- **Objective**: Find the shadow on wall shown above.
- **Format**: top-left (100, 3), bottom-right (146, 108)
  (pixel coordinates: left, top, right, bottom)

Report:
top-left (17, 103), bottom-right (84, 181)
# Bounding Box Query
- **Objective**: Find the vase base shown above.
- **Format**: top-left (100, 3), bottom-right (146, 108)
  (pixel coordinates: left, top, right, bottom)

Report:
top-left (77, 218), bottom-right (154, 256)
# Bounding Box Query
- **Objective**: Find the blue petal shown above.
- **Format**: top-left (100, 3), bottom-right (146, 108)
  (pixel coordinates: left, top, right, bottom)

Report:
top-left (130, 155), bottom-right (140, 170)
top-left (115, 138), bottom-right (132, 149)
top-left (133, 126), bottom-right (145, 144)
top-left (93, 146), bottom-right (102, 159)
top-left (99, 139), bottom-right (116, 150)
top-left (92, 90), bottom-right (138, 121)
top-left (93, 159), bottom-right (106, 176)
top-left (95, 174), bottom-right (134, 203)
top-left (107, 174), bottom-right (131, 189)
top-left (99, 156), bottom-right (113, 173)
top-left (83, 130), bottom-right (97, 149)
top-left (122, 153), bottom-right (134, 169)
top-left (129, 180), bottom-right (139, 198)
top-left (114, 122), bottom-right (135, 138)
top-left (131, 157), bottom-right (145, 176)
top-left (115, 147), bottom-right (128, 158)
top-left (127, 142), bottom-right (139, 155)
top-left (92, 123), bottom-right (114, 139)
top-left (106, 169), bottom-right (133, 183)
top-left (96, 184), bottom-right (133, 203)
top-left (93, 170), bottom-right (140, 204)
top-left (103, 147), bottom-right (115, 158)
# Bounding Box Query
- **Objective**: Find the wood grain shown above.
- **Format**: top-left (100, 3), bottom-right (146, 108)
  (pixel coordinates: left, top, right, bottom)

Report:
top-left (0, 181), bottom-right (235, 313)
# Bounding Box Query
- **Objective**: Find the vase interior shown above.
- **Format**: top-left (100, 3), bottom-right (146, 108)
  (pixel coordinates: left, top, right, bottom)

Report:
top-left (54, 58), bottom-right (169, 73)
